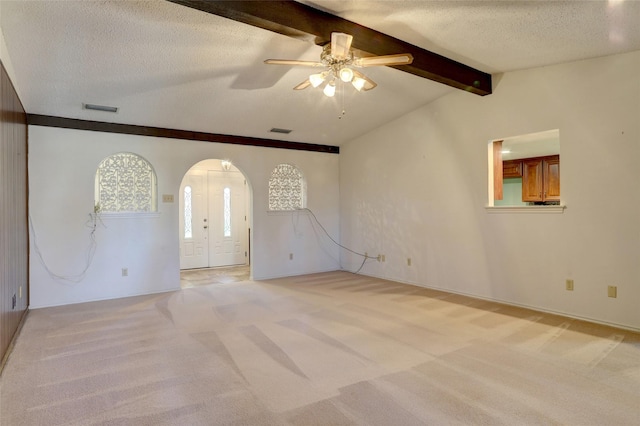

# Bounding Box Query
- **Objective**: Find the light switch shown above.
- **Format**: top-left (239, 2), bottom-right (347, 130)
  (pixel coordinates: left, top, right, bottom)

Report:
top-left (162, 194), bottom-right (174, 203)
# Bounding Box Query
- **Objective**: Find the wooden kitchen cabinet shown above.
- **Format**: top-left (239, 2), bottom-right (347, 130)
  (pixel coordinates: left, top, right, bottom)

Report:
top-left (502, 160), bottom-right (522, 178)
top-left (522, 155), bottom-right (560, 202)
top-left (543, 156), bottom-right (560, 201)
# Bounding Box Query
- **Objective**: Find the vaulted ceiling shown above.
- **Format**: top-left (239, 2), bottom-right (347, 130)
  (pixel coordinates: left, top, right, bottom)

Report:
top-left (2, 0), bottom-right (639, 147)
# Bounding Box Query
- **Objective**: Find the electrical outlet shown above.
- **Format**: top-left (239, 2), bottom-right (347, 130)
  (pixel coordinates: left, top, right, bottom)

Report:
top-left (566, 279), bottom-right (574, 291)
top-left (289, 253), bottom-right (293, 260)
top-left (607, 285), bottom-right (617, 298)
top-left (122, 268), bottom-right (128, 277)
top-left (407, 258), bottom-right (412, 266)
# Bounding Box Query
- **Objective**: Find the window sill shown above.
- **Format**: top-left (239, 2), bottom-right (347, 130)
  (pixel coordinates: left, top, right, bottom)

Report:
top-left (267, 209), bottom-right (308, 216)
top-left (485, 205), bottom-right (566, 214)
top-left (97, 212), bottom-right (161, 219)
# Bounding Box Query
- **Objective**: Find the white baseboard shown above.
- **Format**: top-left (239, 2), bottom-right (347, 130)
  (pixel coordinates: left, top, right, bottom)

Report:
top-left (355, 271), bottom-right (640, 333)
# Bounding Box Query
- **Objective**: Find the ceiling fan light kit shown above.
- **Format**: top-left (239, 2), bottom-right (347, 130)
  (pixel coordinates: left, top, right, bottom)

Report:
top-left (339, 67), bottom-right (354, 83)
top-left (352, 76), bottom-right (366, 92)
top-left (323, 80), bottom-right (337, 97)
top-left (265, 32), bottom-right (413, 98)
top-left (309, 72), bottom-right (327, 88)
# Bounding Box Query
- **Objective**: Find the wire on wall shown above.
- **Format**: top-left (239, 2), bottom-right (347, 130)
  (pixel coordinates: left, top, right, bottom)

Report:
top-left (296, 207), bottom-right (376, 274)
top-left (29, 212), bottom-right (103, 284)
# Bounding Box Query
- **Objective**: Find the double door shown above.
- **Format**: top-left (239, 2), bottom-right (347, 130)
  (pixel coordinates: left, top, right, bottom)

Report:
top-left (522, 155), bottom-right (560, 202)
top-left (180, 169), bottom-right (247, 269)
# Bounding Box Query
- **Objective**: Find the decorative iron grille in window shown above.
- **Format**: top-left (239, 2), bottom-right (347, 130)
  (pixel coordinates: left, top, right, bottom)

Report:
top-left (95, 153), bottom-right (157, 213)
top-left (268, 163), bottom-right (305, 211)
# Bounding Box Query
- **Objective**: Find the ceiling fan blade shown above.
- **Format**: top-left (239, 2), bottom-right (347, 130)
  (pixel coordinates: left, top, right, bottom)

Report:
top-left (355, 53), bottom-right (414, 67)
top-left (352, 70), bottom-right (377, 91)
top-left (293, 79), bottom-right (312, 90)
top-left (331, 32), bottom-right (353, 60)
top-left (264, 59), bottom-right (325, 67)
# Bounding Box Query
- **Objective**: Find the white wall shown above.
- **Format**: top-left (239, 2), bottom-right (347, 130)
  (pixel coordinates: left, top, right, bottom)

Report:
top-left (29, 126), bottom-right (340, 308)
top-left (340, 51), bottom-right (640, 330)
top-left (0, 18), bottom-right (20, 100)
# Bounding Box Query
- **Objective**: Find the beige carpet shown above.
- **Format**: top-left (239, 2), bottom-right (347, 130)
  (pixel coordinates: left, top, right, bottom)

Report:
top-left (1, 271), bottom-right (639, 425)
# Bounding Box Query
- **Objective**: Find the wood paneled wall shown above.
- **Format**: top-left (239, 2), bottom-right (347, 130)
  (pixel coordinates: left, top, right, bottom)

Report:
top-left (1, 60), bottom-right (28, 367)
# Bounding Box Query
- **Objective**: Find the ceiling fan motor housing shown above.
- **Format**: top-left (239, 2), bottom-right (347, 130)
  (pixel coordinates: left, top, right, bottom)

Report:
top-left (321, 44), bottom-right (355, 82)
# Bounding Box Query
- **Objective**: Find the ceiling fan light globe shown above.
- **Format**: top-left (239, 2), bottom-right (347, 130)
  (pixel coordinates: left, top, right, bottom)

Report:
top-left (352, 77), bottom-right (366, 91)
top-left (309, 73), bottom-right (326, 88)
top-left (323, 81), bottom-right (336, 97)
top-left (339, 67), bottom-right (354, 82)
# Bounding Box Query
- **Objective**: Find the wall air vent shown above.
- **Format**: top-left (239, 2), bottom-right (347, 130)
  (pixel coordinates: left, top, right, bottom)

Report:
top-left (270, 128), bottom-right (292, 134)
top-left (83, 103), bottom-right (119, 113)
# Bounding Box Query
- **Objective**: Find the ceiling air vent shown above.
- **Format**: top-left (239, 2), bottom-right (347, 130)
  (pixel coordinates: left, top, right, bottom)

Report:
top-left (270, 128), bottom-right (292, 134)
top-left (83, 103), bottom-right (119, 113)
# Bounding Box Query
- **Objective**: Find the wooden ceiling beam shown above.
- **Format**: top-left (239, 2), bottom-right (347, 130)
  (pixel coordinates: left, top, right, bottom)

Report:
top-left (167, 0), bottom-right (492, 96)
top-left (27, 115), bottom-right (339, 154)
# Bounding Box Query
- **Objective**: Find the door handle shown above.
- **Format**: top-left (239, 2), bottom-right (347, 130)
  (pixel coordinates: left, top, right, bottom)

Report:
top-left (204, 226), bottom-right (208, 229)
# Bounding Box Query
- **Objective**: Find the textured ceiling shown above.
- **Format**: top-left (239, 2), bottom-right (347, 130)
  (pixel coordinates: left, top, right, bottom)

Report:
top-left (1, 0), bottom-right (639, 146)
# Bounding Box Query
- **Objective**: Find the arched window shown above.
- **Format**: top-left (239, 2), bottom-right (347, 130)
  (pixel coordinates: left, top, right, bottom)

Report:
top-left (95, 153), bottom-right (157, 213)
top-left (268, 163), bottom-right (306, 211)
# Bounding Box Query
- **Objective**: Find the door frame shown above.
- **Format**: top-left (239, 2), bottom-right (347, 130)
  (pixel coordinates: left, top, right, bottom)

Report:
top-left (178, 159), bottom-right (253, 276)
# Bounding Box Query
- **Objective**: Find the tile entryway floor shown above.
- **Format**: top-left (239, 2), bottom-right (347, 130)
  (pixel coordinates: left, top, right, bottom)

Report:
top-left (180, 265), bottom-right (250, 288)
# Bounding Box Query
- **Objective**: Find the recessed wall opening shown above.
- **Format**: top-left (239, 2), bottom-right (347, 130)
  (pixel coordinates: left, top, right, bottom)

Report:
top-left (488, 129), bottom-right (561, 208)
top-left (178, 159), bottom-right (252, 288)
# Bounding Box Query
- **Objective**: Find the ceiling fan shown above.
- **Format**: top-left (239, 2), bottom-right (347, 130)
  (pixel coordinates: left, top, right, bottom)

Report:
top-left (264, 32), bottom-right (414, 97)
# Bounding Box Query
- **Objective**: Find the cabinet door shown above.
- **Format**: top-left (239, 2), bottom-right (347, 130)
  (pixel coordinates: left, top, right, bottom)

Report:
top-left (522, 158), bottom-right (543, 202)
top-left (503, 160), bottom-right (522, 178)
top-left (543, 155), bottom-right (560, 201)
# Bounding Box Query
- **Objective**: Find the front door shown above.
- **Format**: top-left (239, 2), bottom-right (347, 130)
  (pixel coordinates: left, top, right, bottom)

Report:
top-left (180, 167), bottom-right (248, 270)
top-left (208, 171), bottom-right (246, 267)
top-left (179, 170), bottom-right (208, 269)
